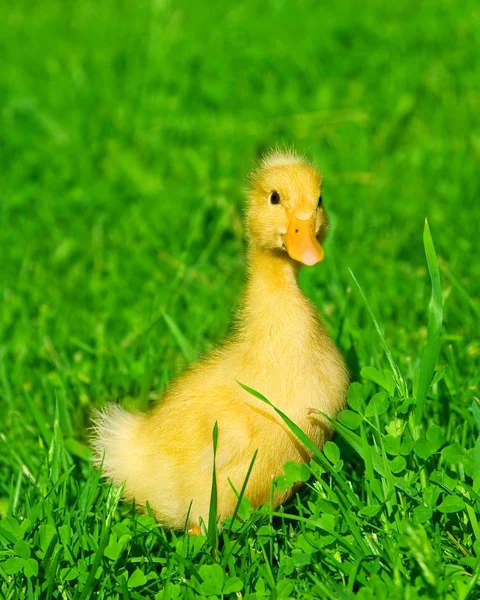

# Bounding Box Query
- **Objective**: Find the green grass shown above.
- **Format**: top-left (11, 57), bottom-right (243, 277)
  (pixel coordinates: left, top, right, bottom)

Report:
top-left (1, 0), bottom-right (479, 597)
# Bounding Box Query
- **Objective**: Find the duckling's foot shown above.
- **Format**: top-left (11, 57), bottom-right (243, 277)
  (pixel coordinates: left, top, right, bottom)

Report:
top-left (188, 524), bottom-right (202, 536)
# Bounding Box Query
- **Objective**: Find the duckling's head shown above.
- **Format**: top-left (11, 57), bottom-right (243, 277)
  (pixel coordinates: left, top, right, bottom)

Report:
top-left (247, 151), bottom-right (327, 266)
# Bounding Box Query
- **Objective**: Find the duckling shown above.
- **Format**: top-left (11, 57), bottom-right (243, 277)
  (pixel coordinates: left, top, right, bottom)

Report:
top-left (91, 150), bottom-right (349, 531)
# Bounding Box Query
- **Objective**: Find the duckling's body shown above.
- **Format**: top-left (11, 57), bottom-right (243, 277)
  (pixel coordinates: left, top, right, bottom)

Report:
top-left (92, 151), bottom-right (349, 530)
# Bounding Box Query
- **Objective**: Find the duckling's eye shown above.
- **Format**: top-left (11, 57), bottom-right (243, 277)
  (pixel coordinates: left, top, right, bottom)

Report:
top-left (317, 194), bottom-right (323, 209)
top-left (270, 191), bottom-right (281, 205)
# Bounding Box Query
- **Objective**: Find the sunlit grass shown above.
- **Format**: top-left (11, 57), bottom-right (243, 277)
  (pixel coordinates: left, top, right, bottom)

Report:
top-left (0, 0), bottom-right (479, 597)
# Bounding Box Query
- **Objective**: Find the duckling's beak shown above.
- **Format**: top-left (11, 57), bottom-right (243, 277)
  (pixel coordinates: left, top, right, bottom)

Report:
top-left (284, 214), bottom-right (324, 266)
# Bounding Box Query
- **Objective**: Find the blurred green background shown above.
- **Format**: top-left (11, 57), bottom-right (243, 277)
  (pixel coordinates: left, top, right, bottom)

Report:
top-left (1, 0), bottom-right (479, 467)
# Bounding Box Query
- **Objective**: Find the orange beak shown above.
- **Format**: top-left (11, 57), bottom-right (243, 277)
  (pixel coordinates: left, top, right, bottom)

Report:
top-left (283, 214), bottom-right (324, 266)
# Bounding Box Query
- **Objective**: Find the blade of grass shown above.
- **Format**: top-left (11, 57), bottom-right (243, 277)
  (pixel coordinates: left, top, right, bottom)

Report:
top-left (207, 421), bottom-right (219, 550)
top-left (227, 449), bottom-right (258, 531)
top-left (222, 451), bottom-right (262, 567)
top-left (237, 381), bottom-right (362, 508)
top-left (349, 269), bottom-right (407, 398)
top-left (414, 219), bottom-right (443, 425)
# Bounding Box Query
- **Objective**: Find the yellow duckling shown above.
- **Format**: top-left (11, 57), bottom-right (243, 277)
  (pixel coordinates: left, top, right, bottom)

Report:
top-left (91, 150), bottom-right (349, 532)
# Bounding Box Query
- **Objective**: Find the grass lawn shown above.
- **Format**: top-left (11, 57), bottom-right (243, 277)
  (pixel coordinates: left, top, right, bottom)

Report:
top-left (1, 0), bottom-right (479, 597)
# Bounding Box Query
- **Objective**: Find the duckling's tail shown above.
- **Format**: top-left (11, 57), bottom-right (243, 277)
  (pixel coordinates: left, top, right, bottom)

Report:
top-left (90, 404), bottom-right (144, 486)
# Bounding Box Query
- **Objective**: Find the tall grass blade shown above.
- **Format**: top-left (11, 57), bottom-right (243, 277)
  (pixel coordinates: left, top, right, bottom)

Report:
top-left (349, 269), bottom-right (407, 397)
top-left (207, 421), bottom-right (219, 550)
top-left (237, 382), bottom-right (321, 457)
top-left (237, 381), bottom-right (361, 507)
top-left (414, 219), bottom-right (443, 425)
top-left (227, 449), bottom-right (258, 531)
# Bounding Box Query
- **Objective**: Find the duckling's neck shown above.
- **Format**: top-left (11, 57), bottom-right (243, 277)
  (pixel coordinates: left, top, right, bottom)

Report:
top-left (239, 247), bottom-right (314, 342)
top-left (246, 247), bottom-right (301, 297)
